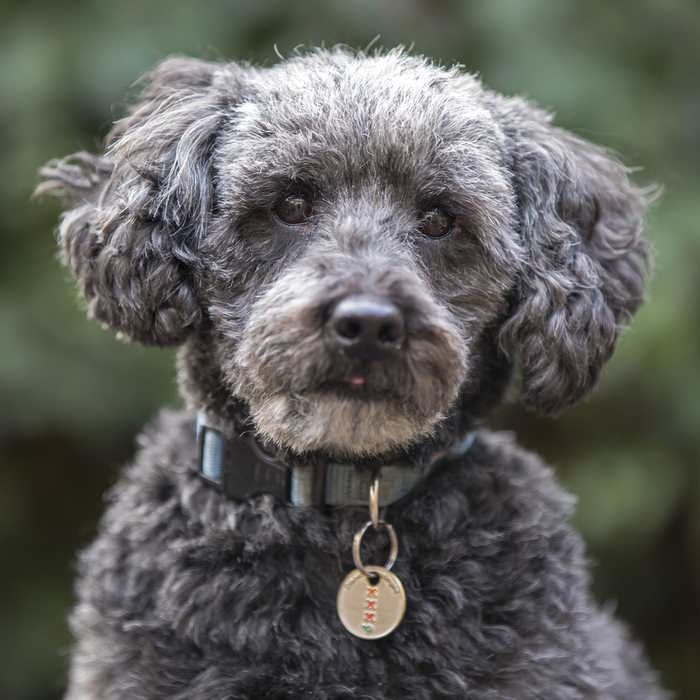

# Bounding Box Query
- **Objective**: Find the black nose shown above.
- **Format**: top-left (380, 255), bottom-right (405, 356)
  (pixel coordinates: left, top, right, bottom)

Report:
top-left (329, 294), bottom-right (405, 356)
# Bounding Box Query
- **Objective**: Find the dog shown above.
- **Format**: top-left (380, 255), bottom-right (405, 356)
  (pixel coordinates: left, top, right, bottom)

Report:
top-left (38, 48), bottom-right (667, 699)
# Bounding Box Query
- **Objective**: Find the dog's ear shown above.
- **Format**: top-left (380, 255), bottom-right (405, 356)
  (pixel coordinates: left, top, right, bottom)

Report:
top-left (37, 57), bottom-right (243, 345)
top-left (494, 96), bottom-right (652, 414)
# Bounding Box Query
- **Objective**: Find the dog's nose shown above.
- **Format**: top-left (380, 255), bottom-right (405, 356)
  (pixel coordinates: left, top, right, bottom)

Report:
top-left (329, 294), bottom-right (405, 356)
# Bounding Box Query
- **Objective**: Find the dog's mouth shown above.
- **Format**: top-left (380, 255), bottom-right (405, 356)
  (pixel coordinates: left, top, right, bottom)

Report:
top-left (316, 374), bottom-right (401, 402)
top-left (309, 357), bottom-right (409, 403)
top-left (231, 346), bottom-right (463, 456)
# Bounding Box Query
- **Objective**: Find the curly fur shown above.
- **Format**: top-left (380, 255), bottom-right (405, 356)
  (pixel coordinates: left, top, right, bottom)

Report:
top-left (38, 47), bottom-right (665, 699)
top-left (493, 97), bottom-right (651, 414)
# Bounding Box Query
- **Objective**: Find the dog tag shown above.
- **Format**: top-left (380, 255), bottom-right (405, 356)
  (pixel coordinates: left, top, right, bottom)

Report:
top-left (337, 564), bottom-right (406, 639)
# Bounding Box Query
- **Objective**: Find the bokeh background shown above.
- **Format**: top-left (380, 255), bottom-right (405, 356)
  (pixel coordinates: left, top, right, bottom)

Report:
top-left (1, 1), bottom-right (698, 697)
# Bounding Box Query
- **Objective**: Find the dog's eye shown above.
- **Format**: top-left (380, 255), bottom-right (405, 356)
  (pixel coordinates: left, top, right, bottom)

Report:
top-left (274, 195), bottom-right (314, 225)
top-left (419, 208), bottom-right (453, 239)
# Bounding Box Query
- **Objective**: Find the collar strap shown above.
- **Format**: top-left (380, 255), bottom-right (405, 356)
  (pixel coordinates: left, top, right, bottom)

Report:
top-left (195, 411), bottom-right (475, 508)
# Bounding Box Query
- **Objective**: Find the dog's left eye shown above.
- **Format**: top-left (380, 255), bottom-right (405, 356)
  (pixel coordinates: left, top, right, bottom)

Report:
top-left (274, 195), bottom-right (314, 225)
top-left (419, 208), bottom-right (454, 239)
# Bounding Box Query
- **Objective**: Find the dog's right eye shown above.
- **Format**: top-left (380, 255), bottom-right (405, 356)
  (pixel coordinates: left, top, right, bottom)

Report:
top-left (419, 208), bottom-right (454, 239)
top-left (274, 195), bottom-right (314, 225)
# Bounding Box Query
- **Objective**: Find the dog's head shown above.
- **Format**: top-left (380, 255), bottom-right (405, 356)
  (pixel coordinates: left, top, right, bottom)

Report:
top-left (38, 49), bottom-right (650, 458)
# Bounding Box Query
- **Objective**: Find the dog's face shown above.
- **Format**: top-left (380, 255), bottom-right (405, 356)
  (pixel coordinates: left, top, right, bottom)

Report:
top-left (205, 55), bottom-right (519, 456)
top-left (39, 50), bottom-right (649, 458)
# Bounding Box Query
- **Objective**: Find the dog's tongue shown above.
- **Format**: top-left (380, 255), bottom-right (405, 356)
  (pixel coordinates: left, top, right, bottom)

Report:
top-left (349, 375), bottom-right (365, 386)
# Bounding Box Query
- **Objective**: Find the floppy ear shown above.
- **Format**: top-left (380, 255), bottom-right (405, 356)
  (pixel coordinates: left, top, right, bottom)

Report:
top-left (495, 97), bottom-right (653, 414)
top-left (37, 57), bottom-right (243, 345)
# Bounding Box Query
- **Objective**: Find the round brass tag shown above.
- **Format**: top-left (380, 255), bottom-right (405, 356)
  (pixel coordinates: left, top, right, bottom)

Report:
top-left (336, 565), bottom-right (406, 639)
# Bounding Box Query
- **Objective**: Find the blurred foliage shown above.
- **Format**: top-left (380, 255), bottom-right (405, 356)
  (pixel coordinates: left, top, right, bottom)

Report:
top-left (0, 1), bottom-right (698, 698)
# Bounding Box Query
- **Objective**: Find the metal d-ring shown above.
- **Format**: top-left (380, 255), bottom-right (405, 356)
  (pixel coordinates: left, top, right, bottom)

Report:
top-left (352, 520), bottom-right (399, 577)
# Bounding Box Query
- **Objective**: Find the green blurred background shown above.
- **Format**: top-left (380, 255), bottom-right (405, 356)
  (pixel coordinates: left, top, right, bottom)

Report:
top-left (1, 1), bottom-right (698, 697)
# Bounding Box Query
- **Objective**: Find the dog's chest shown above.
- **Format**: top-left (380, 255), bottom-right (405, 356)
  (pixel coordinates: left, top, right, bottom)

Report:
top-left (140, 467), bottom-right (562, 697)
top-left (80, 427), bottom-right (602, 698)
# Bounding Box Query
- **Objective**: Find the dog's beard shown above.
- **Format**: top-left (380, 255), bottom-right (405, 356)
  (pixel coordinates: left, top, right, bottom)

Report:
top-left (228, 338), bottom-right (467, 457)
top-left (245, 392), bottom-right (445, 457)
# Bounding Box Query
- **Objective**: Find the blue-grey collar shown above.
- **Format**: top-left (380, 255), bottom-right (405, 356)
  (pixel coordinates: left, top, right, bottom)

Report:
top-left (196, 411), bottom-right (475, 508)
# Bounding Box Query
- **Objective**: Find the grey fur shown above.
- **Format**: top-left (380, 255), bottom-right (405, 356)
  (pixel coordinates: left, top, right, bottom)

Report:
top-left (38, 48), bottom-right (665, 698)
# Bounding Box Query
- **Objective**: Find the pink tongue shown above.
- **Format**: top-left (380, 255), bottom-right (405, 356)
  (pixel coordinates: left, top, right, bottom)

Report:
top-left (349, 375), bottom-right (365, 386)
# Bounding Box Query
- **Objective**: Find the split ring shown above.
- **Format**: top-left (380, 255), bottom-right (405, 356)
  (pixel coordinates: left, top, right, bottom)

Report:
top-left (352, 520), bottom-right (398, 577)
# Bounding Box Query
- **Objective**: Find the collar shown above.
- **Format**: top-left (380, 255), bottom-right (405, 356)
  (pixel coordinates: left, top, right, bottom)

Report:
top-left (195, 411), bottom-right (475, 508)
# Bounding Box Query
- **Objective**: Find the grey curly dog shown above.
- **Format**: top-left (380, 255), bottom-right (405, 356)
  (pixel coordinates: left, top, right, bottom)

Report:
top-left (38, 48), bottom-right (668, 699)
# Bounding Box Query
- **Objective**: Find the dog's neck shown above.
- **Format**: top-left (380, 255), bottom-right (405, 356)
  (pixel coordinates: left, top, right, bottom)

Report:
top-left (194, 406), bottom-right (476, 508)
top-left (177, 327), bottom-right (513, 507)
